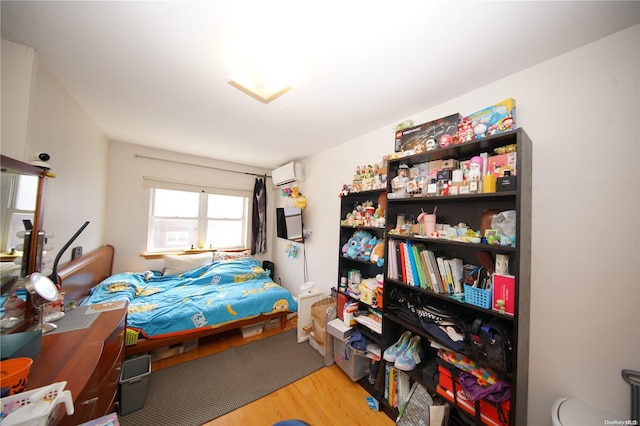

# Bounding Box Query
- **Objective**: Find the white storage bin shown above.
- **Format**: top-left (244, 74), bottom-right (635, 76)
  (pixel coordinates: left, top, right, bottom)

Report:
top-left (241, 322), bottom-right (265, 338)
top-left (333, 336), bottom-right (370, 381)
top-left (0, 382), bottom-right (74, 426)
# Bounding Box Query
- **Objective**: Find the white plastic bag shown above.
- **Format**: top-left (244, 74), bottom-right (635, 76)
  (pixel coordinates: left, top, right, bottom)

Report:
top-left (491, 210), bottom-right (516, 238)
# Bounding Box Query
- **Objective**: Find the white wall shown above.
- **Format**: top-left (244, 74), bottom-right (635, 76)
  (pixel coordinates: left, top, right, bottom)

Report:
top-left (298, 25), bottom-right (640, 425)
top-left (1, 39), bottom-right (109, 265)
top-left (104, 140), bottom-right (276, 275)
top-left (272, 181), bottom-right (309, 295)
top-left (1, 40), bottom-right (33, 160)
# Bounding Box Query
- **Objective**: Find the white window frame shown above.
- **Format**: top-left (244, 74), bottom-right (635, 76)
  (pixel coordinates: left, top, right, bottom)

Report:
top-left (2, 174), bottom-right (37, 252)
top-left (144, 178), bottom-right (252, 253)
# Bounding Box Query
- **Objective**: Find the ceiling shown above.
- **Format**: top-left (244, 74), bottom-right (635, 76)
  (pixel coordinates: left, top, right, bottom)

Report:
top-left (2, 1), bottom-right (639, 170)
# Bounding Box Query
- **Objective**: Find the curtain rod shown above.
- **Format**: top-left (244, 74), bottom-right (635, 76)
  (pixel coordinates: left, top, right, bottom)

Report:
top-left (142, 176), bottom-right (253, 194)
top-left (134, 154), bottom-right (271, 178)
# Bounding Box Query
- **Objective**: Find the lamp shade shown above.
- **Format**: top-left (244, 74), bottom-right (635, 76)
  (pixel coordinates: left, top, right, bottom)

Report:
top-left (25, 273), bottom-right (62, 334)
top-left (25, 273), bottom-right (60, 302)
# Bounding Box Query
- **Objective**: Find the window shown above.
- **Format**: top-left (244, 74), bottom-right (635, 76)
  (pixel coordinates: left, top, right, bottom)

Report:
top-left (148, 188), bottom-right (249, 252)
top-left (3, 174), bottom-right (38, 252)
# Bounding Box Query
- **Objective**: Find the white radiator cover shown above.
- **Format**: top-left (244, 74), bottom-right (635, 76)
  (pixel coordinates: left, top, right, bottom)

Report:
top-left (296, 290), bottom-right (324, 343)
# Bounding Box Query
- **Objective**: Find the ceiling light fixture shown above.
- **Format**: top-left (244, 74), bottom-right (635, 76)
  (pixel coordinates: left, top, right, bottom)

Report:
top-left (228, 79), bottom-right (292, 104)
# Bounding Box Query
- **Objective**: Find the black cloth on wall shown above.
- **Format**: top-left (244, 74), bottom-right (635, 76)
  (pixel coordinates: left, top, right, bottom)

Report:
top-left (251, 177), bottom-right (267, 254)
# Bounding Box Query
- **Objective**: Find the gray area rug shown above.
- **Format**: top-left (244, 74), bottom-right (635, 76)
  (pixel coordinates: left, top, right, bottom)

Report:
top-left (118, 329), bottom-right (324, 426)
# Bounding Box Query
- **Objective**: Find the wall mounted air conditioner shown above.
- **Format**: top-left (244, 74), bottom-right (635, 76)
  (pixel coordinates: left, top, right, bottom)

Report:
top-left (271, 161), bottom-right (304, 187)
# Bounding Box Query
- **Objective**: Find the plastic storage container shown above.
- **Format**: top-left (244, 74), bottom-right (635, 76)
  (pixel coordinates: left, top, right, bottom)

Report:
top-left (119, 355), bottom-right (151, 415)
top-left (240, 322), bottom-right (264, 338)
top-left (464, 284), bottom-right (492, 309)
top-left (333, 337), bottom-right (370, 381)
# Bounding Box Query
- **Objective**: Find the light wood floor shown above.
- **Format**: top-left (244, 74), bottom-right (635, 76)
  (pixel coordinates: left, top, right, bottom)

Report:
top-left (151, 317), bottom-right (394, 426)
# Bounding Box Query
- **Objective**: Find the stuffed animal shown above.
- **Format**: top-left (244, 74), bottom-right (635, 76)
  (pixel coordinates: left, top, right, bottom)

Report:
top-left (370, 240), bottom-right (385, 267)
top-left (293, 195), bottom-right (307, 209)
top-left (361, 236), bottom-right (377, 262)
top-left (343, 230), bottom-right (373, 260)
top-left (342, 236), bottom-right (362, 259)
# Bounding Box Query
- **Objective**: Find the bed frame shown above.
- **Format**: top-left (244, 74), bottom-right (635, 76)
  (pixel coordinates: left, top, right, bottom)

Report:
top-left (56, 245), bottom-right (288, 358)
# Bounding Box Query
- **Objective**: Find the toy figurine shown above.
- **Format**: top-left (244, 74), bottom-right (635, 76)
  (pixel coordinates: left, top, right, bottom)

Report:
top-left (439, 133), bottom-right (453, 148)
top-left (391, 164), bottom-right (410, 193)
top-left (468, 156), bottom-right (483, 181)
top-left (457, 117), bottom-right (474, 143)
top-left (500, 115), bottom-right (515, 132)
top-left (474, 122), bottom-right (488, 139)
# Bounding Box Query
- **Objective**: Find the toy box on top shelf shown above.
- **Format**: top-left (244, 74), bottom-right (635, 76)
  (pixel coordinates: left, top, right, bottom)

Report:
top-left (461, 98), bottom-right (516, 140)
top-left (394, 113), bottom-right (462, 154)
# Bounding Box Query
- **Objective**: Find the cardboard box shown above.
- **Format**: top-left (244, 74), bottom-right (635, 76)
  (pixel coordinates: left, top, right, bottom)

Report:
top-left (327, 317), bottom-right (354, 340)
top-left (487, 152), bottom-right (517, 177)
top-left (394, 113), bottom-right (461, 153)
top-left (428, 160), bottom-right (442, 173)
top-left (310, 333), bottom-right (335, 367)
top-left (441, 159), bottom-right (459, 170)
top-left (465, 98), bottom-right (516, 138)
top-left (496, 175), bottom-right (517, 192)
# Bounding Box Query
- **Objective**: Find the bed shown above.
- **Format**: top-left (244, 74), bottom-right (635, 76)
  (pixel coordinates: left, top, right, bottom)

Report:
top-left (57, 245), bottom-right (297, 357)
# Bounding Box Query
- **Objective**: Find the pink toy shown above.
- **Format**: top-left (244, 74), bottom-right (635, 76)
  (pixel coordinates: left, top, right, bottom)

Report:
top-left (469, 156), bottom-right (483, 181)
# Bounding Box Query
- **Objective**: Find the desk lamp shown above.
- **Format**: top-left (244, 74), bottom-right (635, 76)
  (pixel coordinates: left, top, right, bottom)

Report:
top-left (25, 272), bottom-right (62, 333)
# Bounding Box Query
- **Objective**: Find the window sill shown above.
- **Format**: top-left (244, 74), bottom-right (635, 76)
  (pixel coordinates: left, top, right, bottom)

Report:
top-left (141, 248), bottom-right (249, 260)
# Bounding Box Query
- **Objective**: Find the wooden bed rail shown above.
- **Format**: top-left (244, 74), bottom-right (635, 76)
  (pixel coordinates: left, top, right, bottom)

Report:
top-left (56, 244), bottom-right (114, 308)
top-left (124, 311), bottom-right (288, 357)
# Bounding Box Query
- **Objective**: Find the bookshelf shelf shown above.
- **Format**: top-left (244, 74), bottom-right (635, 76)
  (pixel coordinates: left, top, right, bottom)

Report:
top-left (387, 234), bottom-right (517, 253)
top-left (336, 188), bottom-right (387, 400)
top-left (381, 129), bottom-right (531, 425)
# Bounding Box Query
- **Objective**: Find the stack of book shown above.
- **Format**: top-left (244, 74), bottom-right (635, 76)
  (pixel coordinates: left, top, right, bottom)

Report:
top-left (384, 363), bottom-right (412, 410)
top-left (387, 240), bottom-right (464, 295)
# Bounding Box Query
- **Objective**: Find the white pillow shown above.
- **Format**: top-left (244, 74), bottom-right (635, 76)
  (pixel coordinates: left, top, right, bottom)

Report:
top-left (163, 252), bottom-right (213, 275)
top-left (213, 250), bottom-right (250, 262)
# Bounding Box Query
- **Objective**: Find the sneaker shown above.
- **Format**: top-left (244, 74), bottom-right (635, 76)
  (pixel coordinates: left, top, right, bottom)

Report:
top-left (395, 335), bottom-right (425, 371)
top-left (383, 330), bottom-right (412, 362)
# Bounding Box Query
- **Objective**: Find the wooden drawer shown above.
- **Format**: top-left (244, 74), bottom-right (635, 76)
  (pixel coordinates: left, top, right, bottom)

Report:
top-left (60, 376), bottom-right (98, 426)
top-left (26, 305), bottom-right (128, 425)
top-left (96, 341), bottom-right (125, 416)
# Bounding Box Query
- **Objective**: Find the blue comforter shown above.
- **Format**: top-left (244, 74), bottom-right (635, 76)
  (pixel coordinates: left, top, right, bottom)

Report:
top-left (82, 257), bottom-right (298, 338)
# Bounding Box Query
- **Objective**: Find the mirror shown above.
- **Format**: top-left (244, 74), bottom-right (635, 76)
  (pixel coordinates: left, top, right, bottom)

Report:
top-left (25, 272), bottom-right (62, 333)
top-left (1, 155), bottom-right (47, 333)
top-left (276, 207), bottom-right (304, 243)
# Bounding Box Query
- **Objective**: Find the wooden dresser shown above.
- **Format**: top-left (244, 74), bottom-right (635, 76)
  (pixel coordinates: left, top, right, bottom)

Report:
top-left (25, 303), bottom-right (127, 425)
